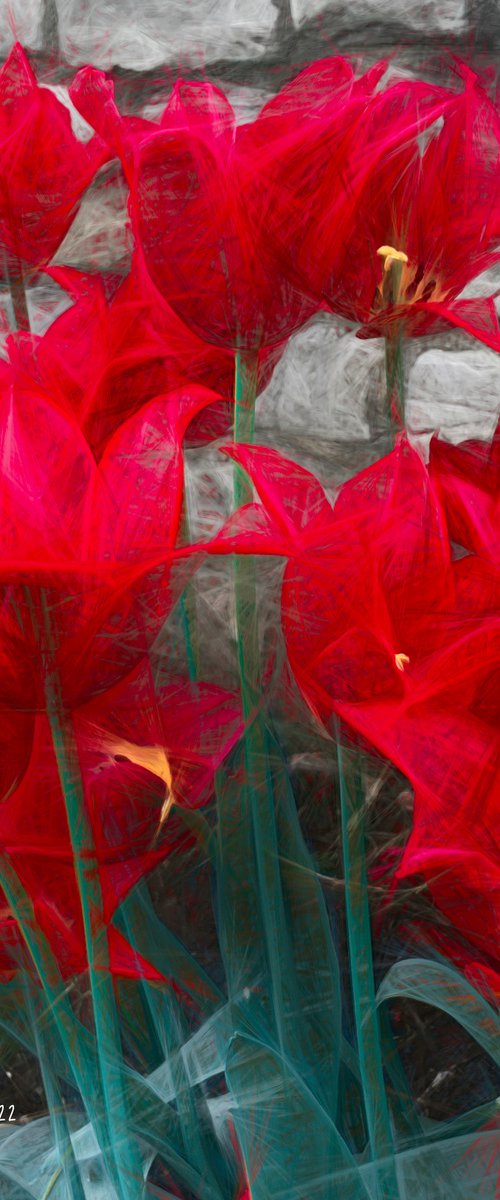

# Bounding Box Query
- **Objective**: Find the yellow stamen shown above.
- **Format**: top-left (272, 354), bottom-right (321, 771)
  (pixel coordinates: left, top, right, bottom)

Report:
top-left (100, 733), bottom-right (174, 828)
top-left (377, 245), bottom-right (409, 271)
top-left (394, 653), bottom-right (410, 672)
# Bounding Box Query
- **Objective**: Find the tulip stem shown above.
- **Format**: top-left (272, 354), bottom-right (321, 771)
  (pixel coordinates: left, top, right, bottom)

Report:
top-left (233, 351), bottom-right (258, 503)
top-left (231, 350), bottom-right (290, 1055)
top-left (233, 348), bottom-right (260, 714)
top-left (4, 249), bottom-right (30, 332)
top-left (0, 853), bottom-right (99, 1109)
top-left (384, 328), bottom-right (405, 432)
top-left (23, 971), bottom-right (87, 1200)
top-left (37, 588), bottom-right (143, 1200)
top-left (336, 737), bottom-right (398, 1200)
top-left (179, 496), bottom-right (199, 682)
top-left (383, 258), bottom-right (406, 431)
top-left (378, 250), bottom-right (407, 433)
top-left (0, 856), bottom-right (140, 1196)
top-left (46, 698), bottom-right (144, 1200)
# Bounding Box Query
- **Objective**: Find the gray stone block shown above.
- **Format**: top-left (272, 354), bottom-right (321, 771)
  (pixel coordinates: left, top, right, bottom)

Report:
top-left (55, 0), bottom-right (277, 69)
top-left (0, 1), bottom-right (44, 52)
top-left (53, 169), bottom-right (132, 271)
top-left (26, 281), bottom-right (73, 336)
top-left (185, 445), bottom-right (235, 541)
top-left (255, 317), bottom-right (384, 442)
top-left (290, 0), bottom-right (468, 35)
top-left (460, 263), bottom-right (500, 307)
top-left (0, 279), bottom-right (71, 347)
top-left (220, 83), bottom-right (275, 123)
top-left (407, 346), bottom-right (500, 443)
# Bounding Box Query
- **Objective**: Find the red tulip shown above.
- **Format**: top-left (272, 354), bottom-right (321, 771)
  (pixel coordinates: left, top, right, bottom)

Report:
top-left (4, 258), bottom-right (281, 456)
top-left (0, 384), bottom-right (216, 711)
top-left (69, 67), bottom-right (315, 351)
top-left (248, 58), bottom-right (500, 352)
top-left (1, 671), bottom-right (241, 983)
top-left (429, 419), bottom-right (500, 564)
top-left (68, 65), bottom-right (156, 188)
top-left (0, 44), bottom-right (108, 274)
top-left (220, 438), bottom-right (500, 991)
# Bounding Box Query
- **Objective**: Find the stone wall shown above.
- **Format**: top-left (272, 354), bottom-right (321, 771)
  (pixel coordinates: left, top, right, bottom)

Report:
top-left (11, 0), bottom-right (500, 62)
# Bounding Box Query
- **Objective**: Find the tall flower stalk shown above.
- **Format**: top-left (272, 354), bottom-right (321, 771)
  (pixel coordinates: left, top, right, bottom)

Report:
top-left (178, 498), bottom-right (200, 683)
top-left (0, 855), bottom-right (103, 1140)
top-left (22, 970), bottom-right (87, 1200)
top-left (230, 348), bottom-right (292, 1051)
top-left (4, 248), bottom-right (30, 331)
top-left (376, 246), bottom-right (408, 432)
top-left (337, 739), bottom-right (398, 1200)
top-left (40, 595), bottom-right (144, 1200)
top-left (233, 349), bottom-right (260, 712)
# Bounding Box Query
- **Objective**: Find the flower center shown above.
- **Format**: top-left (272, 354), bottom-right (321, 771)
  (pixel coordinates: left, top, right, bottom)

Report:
top-left (376, 245), bottom-right (409, 308)
top-left (100, 732), bottom-right (174, 829)
top-left (377, 245), bottom-right (409, 272)
top-left (394, 653), bottom-right (410, 672)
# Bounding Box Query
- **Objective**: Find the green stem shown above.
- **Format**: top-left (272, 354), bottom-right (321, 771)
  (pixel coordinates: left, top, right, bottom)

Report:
top-left (0, 858), bottom-right (220, 1200)
top-left (178, 497), bottom-right (199, 683)
top-left (384, 329), bottom-right (405, 432)
top-left (233, 351), bottom-right (258, 503)
top-left (336, 737), bottom-right (398, 1200)
top-left (46, 701), bottom-right (144, 1200)
top-left (0, 853), bottom-right (98, 1107)
top-left (0, 857), bottom-right (136, 1196)
top-left (233, 349), bottom-right (260, 715)
top-left (23, 972), bottom-right (86, 1200)
top-left (230, 351), bottom-right (290, 1056)
top-left (5, 249), bottom-right (30, 332)
top-left (39, 599), bottom-right (143, 1200)
top-left (384, 259), bottom-right (405, 432)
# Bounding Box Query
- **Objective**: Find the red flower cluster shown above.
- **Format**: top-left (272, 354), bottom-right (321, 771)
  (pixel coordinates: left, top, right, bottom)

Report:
top-left (244, 57), bottom-right (500, 351)
top-left (0, 369), bottom-right (242, 982)
top-left (219, 434), bottom-right (500, 996)
top-left (70, 53), bottom-right (500, 354)
top-left (0, 40), bottom-right (497, 1020)
top-left (69, 66), bottom-right (315, 351)
top-left (0, 674), bottom-right (241, 984)
top-left (0, 44), bottom-right (108, 276)
top-left (1, 258), bottom-right (281, 457)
